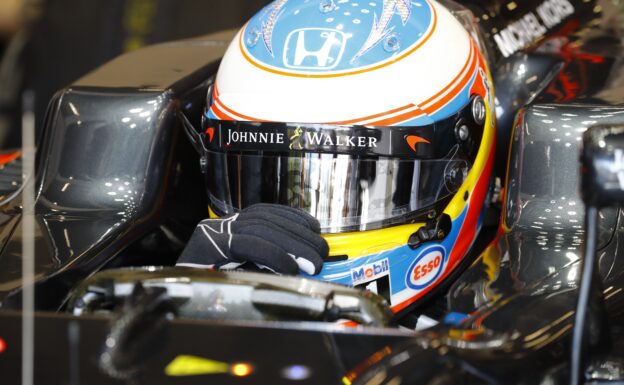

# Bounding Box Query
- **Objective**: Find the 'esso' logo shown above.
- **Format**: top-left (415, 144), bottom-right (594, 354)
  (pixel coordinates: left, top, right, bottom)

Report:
top-left (405, 245), bottom-right (447, 290)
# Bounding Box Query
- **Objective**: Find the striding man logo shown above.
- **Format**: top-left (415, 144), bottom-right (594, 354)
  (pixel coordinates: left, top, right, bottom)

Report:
top-left (289, 126), bottom-right (304, 150)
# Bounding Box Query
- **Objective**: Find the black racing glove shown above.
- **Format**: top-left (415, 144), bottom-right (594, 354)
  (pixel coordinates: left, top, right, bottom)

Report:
top-left (176, 204), bottom-right (329, 275)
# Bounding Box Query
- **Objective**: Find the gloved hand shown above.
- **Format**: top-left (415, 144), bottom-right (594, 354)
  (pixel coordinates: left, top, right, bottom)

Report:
top-left (176, 204), bottom-right (329, 275)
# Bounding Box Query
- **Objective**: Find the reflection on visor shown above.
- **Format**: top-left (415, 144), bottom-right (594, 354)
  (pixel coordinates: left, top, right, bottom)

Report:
top-left (200, 97), bottom-right (485, 233)
top-left (206, 147), bottom-right (470, 233)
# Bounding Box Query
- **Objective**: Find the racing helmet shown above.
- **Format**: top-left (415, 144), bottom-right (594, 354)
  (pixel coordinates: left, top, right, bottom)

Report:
top-left (198, 0), bottom-right (496, 313)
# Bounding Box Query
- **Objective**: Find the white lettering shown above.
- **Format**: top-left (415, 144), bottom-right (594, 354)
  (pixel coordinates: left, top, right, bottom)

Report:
top-left (306, 132), bottom-right (324, 145)
top-left (304, 133), bottom-right (377, 147)
top-left (537, 0), bottom-right (575, 28)
top-left (523, 13), bottom-right (547, 37)
top-left (493, 33), bottom-right (518, 58)
top-left (226, 129), bottom-right (285, 144)
top-left (493, 0), bottom-right (575, 57)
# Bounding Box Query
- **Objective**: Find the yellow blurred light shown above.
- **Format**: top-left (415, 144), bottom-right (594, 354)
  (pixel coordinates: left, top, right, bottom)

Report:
top-left (230, 363), bottom-right (254, 377)
top-left (165, 355), bottom-right (229, 377)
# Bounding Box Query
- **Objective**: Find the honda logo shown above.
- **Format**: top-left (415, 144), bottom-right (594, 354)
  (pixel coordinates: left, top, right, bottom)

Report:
top-left (283, 28), bottom-right (347, 70)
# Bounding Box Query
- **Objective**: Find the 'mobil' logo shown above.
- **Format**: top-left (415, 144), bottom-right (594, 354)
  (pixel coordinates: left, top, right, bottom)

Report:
top-left (351, 258), bottom-right (389, 285)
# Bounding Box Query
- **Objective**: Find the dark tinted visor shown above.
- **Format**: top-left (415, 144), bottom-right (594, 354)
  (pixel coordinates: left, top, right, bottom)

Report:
top-left (201, 98), bottom-right (485, 233)
top-left (207, 150), bottom-right (471, 233)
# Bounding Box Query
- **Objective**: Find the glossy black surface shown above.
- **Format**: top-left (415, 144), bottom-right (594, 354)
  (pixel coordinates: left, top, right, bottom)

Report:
top-left (467, 0), bottom-right (623, 178)
top-left (351, 105), bottom-right (624, 383)
top-left (349, 1), bottom-right (624, 383)
top-left (582, 125), bottom-right (624, 207)
top-left (0, 33), bottom-right (234, 309)
top-left (66, 267), bottom-right (394, 326)
top-left (0, 1), bottom-right (623, 384)
top-left (0, 310), bottom-right (409, 385)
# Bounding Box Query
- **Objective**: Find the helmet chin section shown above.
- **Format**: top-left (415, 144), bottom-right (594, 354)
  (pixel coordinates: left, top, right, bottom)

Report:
top-left (311, 207), bottom-right (469, 312)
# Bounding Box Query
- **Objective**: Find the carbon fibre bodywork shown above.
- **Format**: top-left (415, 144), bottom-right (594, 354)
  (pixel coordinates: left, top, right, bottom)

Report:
top-left (348, 1), bottom-right (624, 383)
top-left (0, 35), bottom-right (227, 308)
top-left (0, 1), bottom-right (623, 384)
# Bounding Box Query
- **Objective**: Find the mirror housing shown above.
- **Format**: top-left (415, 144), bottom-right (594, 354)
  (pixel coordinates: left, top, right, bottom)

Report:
top-left (581, 125), bottom-right (624, 207)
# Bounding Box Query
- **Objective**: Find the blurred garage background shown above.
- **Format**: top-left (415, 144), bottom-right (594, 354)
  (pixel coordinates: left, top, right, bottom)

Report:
top-left (0, 0), bottom-right (270, 148)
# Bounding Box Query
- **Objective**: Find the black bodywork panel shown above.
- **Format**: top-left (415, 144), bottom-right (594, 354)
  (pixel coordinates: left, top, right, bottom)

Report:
top-left (0, 1), bottom-right (624, 384)
top-left (0, 311), bottom-right (408, 384)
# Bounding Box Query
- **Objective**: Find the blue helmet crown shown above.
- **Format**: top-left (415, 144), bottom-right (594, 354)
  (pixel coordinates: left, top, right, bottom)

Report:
top-left (243, 0), bottom-right (435, 73)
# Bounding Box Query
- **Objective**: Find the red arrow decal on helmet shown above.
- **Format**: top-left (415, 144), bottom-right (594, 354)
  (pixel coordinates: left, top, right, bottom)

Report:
top-left (205, 127), bottom-right (215, 143)
top-left (405, 135), bottom-right (430, 152)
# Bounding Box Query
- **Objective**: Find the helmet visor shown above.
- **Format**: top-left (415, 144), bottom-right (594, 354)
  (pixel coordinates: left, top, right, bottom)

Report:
top-left (206, 148), bottom-right (470, 233)
top-left (201, 98), bottom-right (484, 233)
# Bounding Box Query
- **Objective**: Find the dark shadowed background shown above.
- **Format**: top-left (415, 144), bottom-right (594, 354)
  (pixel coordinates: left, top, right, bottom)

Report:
top-left (0, 0), bottom-right (271, 147)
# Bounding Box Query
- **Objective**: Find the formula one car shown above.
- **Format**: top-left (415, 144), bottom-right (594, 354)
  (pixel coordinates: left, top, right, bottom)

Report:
top-left (0, 0), bottom-right (623, 384)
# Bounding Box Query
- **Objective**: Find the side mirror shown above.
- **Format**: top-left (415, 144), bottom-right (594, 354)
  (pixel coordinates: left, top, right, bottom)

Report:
top-left (570, 125), bottom-right (624, 385)
top-left (581, 125), bottom-right (624, 207)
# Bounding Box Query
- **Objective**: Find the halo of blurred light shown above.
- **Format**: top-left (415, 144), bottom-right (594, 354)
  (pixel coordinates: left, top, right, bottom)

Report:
top-left (281, 365), bottom-right (311, 380)
top-left (230, 362), bottom-right (254, 377)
